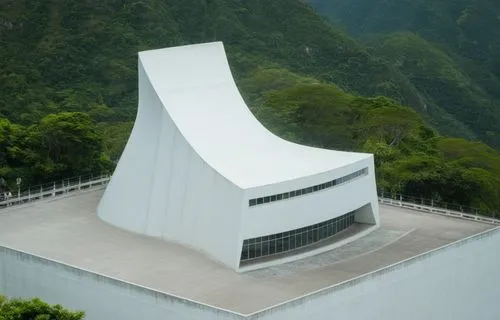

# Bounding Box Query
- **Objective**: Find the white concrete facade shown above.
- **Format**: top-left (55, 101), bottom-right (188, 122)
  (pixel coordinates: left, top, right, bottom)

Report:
top-left (97, 41), bottom-right (379, 270)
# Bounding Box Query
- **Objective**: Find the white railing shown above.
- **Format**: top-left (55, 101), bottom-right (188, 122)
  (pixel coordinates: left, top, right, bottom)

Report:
top-left (379, 196), bottom-right (500, 225)
top-left (2, 174), bottom-right (499, 227)
top-left (0, 174), bottom-right (111, 209)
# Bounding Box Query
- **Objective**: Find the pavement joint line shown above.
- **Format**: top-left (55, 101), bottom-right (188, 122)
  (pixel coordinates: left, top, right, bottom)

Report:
top-left (321, 227), bottom-right (417, 268)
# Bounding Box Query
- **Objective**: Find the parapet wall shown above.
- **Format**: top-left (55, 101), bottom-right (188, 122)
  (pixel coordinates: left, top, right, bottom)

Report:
top-left (0, 246), bottom-right (242, 320)
top-left (252, 227), bottom-right (500, 320)
top-left (1, 227), bottom-right (499, 320)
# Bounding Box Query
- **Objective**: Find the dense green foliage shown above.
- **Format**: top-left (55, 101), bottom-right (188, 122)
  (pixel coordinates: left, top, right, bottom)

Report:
top-left (1, 0), bottom-right (499, 213)
top-left (240, 68), bottom-right (500, 213)
top-left (309, 0), bottom-right (500, 149)
top-left (0, 112), bottom-right (112, 189)
top-left (0, 295), bottom-right (84, 319)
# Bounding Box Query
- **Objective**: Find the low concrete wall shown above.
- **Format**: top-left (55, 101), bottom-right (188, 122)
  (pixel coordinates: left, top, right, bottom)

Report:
top-left (2, 227), bottom-right (499, 320)
top-left (0, 246), bottom-right (242, 320)
top-left (252, 227), bottom-right (500, 320)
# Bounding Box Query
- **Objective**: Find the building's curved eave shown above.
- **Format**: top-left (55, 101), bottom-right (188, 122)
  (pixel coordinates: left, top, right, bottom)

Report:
top-left (139, 42), bottom-right (370, 189)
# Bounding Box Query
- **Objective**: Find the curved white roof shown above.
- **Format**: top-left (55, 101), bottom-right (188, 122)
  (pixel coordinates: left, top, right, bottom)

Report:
top-left (139, 42), bottom-right (370, 189)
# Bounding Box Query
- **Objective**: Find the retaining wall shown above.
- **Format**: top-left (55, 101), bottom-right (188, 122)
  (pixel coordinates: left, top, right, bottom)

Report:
top-left (1, 222), bottom-right (499, 320)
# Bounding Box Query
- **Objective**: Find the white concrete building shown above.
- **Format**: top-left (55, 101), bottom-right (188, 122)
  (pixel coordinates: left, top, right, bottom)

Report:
top-left (97, 42), bottom-right (380, 271)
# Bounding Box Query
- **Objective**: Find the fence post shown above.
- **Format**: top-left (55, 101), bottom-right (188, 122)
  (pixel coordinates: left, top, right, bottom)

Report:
top-left (52, 182), bottom-right (56, 197)
top-left (40, 186), bottom-right (43, 199)
top-left (78, 176), bottom-right (81, 190)
top-left (399, 194), bottom-right (402, 207)
top-left (28, 188), bottom-right (31, 202)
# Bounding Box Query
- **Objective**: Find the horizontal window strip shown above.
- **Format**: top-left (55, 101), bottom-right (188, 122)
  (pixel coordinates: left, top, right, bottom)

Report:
top-left (249, 167), bottom-right (368, 207)
top-left (240, 211), bottom-right (356, 261)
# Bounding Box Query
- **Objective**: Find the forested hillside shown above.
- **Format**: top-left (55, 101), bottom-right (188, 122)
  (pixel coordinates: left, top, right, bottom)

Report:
top-left (1, 0), bottom-right (499, 214)
top-left (309, 0), bottom-right (500, 149)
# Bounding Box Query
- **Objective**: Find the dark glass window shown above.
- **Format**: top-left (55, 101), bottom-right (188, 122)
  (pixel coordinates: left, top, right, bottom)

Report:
top-left (241, 211), bottom-right (357, 262)
top-left (248, 168), bottom-right (368, 207)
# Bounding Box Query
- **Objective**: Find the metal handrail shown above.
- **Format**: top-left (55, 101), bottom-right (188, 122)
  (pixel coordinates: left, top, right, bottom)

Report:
top-left (0, 174), bottom-right (111, 208)
top-left (2, 175), bottom-right (498, 226)
top-left (378, 196), bottom-right (500, 225)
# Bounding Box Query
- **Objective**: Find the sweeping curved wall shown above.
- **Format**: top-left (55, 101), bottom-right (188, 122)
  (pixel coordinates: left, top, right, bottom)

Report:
top-left (97, 42), bottom-right (380, 271)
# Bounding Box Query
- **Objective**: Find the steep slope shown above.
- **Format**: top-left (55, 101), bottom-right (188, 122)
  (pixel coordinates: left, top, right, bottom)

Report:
top-left (308, 0), bottom-right (500, 149)
top-left (0, 0), bottom-right (422, 121)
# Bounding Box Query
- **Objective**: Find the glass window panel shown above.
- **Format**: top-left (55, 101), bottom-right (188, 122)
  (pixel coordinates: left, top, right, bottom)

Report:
top-left (322, 225), bottom-right (328, 239)
top-left (276, 239), bottom-right (283, 253)
top-left (241, 247), bottom-right (248, 260)
top-left (290, 235), bottom-right (296, 250)
top-left (313, 229), bottom-right (319, 242)
top-left (307, 230), bottom-right (314, 244)
top-left (249, 199), bottom-right (256, 206)
top-left (283, 193), bottom-right (289, 199)
top-left (254, 242), bottom-right (262, 258)
top-left (249, 244), bottom-right (256, 259)
top-left (301, 232), bottom-right (308, 246)
top-left (277, 194), bottom-right (283, 200)
top-left (269, 240), bottom-right (276, 255)
top-left (271, 195), bottom-right (277, 202)
top-left (257, 198), bottom-right (264, 204)
top-left (290, 191), bottom-right (296, 197)
top-left (262, 241), bottom-right (270, 256)
top-left (264, 196), bottom-right (270, 203)
top-left (283, 237), bottom-right (290, 251)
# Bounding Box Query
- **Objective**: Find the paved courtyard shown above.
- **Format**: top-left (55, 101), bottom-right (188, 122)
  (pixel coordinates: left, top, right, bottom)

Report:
top-left (0, 189), bottom-right (494, 314)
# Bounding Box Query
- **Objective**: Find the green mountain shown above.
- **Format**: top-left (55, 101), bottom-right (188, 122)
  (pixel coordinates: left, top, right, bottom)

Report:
top-left (308, 0), bottom-right (500, 149)
top-left (1, 0), bottom-right (499, 213)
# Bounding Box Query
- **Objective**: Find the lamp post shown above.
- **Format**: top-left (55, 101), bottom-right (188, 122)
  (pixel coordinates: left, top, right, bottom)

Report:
top-left (16, 177), bottom-right (22, 201)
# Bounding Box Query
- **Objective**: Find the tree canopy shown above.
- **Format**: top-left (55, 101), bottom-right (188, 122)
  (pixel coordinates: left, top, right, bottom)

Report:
top-left (0, 295), bottom-right (84, 320)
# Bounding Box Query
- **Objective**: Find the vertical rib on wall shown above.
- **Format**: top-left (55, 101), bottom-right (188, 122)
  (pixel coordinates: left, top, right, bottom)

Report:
top-left (97, 61), bottom-right (244, 269)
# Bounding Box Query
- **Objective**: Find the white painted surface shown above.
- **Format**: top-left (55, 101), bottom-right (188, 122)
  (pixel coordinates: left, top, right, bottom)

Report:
top-left (97, 41), bottom-right (379, 270)
top-left (253, 228), bottom-right (500, 320)
top-left (1, 228), bottom-right (499, 320)
top-left (0, 246), bottom-right (241, 320)
top-left (138, 42), bottom-right (371, 188)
